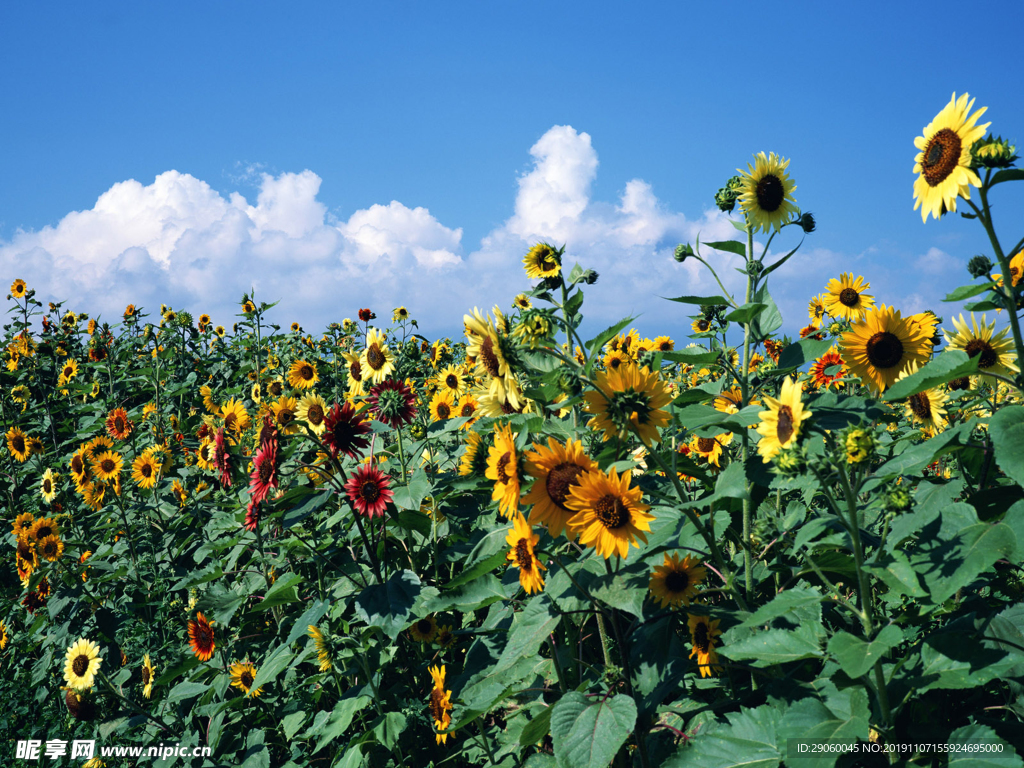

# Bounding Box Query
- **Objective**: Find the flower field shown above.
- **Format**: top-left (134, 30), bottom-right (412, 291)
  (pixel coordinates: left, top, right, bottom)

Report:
top-left (4, 92), bottom-right (1024, 767)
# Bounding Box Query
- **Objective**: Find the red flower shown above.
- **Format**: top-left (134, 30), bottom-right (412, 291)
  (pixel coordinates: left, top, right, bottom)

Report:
top-left (188, 611), bottom-right (216, 661)
top-left (367, 379), bottom-right (417, 428)
top-left (214, 427), bottom-right (232, 487)
top-left (358, 308), bottom-right (375, 322)
top-left (322, 402), bottom-right (371, 460)
top-left (344, 464), bottom-right (394, 518)
top-left (249, 417), bottom-right (279, 505)
top-left (245, 499), bottom-right (261, 531)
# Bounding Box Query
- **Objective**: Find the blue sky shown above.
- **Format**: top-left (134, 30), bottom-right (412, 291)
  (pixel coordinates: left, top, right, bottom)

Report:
top-left (2, 1), bottom-right (1023, 341)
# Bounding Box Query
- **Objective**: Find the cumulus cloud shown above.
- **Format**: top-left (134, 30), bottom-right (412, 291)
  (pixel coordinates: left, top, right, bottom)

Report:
top-left (0, 125), bottom-right (958, 340)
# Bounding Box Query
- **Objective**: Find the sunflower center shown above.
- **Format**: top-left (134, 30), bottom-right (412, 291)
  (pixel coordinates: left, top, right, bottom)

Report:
top-left (100, 459), bottom-right (116, 474)
top-left (546, 462), bottom-right (585, 508)
top-left (694, 622), bottom-right (710, 653)
top-left (429, 688), bottom-right (445, 720)
top-left (964, 339), bottom-right (998, 369)
top-left (922, 128), bottom-right (962, 187)
top-left (114, 416), bottom-right (125, 432)
top-left (13, 435), bottom-right (26, 453)
top-left (755, 174), bottom-right (785, 212)
top-left (72, 654), bottom-right (89, 677)
top-left (665, 570), bottom-right (690, 593)
top-left (366, 345), bottom-right (386, 371)
top-left (514, 539), bottom-right (533, 571)
top-left (460, 402), bottom-right (476, 418)
top-left (697, 437), bottom-right (717, 453)
top-left (307, 404), bottom-right (324, 425)
top-left (776, 405), bottom-right (795, 445)
top-left (64, 365), bottom-right (73, 378)
top-left (608, 356), bottom-right (623, 369)
top-left (142, 667), bottom-right (151, 684)
top-left (948, 377), bottom-right (971, 391)
top-left (908, 392), bottom-right (932, 420)
top-left (594, 494), bottom-right (629, 529)
top-left (417, 619), bottom-right (433, 634)
top-left (258, 457), bottom-right (274, 484)
top-left (500, 399), bottom-right (519, 415)
top-left (269, 382), bottom-right (284, 397)
top-left (43, 478), bottom-right (52, 493)
top-left (480, 337), bottom-right (501, 377)
top-left (446, 374), bottom-right (459, 389)
top-left (866, 332), bottom-right (904, 369)
top-left (496, 453), bottom-right (513, 484)
top-left (141, 464), bottom-right (153, 478)
top-left (72, 456), bottom-right (84, 474)
top-left (240, 671), bottom-right (254, 689)
top-left (359, 480), bottom-right (381, 503)
top-left (436, 403), bottom-right (451, 419)
top-left (839, 288), bottom-right (860, 307)
top-left (658, 340), bottom-right (672, 351)
top-left (278, 409), bottom-right (294, 425)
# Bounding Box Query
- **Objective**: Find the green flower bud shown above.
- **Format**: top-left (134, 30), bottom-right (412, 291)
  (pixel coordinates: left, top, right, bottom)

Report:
top-left (967, 254), bottom-right (994, 278)
top-left (971, 134), bottom-right (1018, 169)
top-left (674, 243), bottom-right (695, 263)
top-left (844, 427), bottom-right (875, 465)
top-left (409, 423), bottom-right (426, 440)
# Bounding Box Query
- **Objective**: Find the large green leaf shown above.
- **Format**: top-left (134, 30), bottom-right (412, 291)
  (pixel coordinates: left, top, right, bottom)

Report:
top-left (495, 594), bottom-right (561, 673)
top-left (720, 628), bottom-right (824, 666)
top-left (883, 350), bottom-right (980, 401)
top-left (249, 642), bottom-right (296, 693)
top-left (947, 723), bottom-right (1023, 768)
top-left (352, 570), bottom-right (422, 640)
top-left (990, 405), bottom-right (1024, 486)
top-left (666, 705), bottom-right (782, 768)
top-left (776, 338), bottom-right (833, 371)
top-left (391, 469), bottom-right (432, 511)
top-left (826, 625), bottom-right (901, 678)
top-left (909, 517), bottom-right (1016, 605)
top-left (550, 692), bottom-right (636, 768)
top-left (256, 572), bottom-right (303, 611)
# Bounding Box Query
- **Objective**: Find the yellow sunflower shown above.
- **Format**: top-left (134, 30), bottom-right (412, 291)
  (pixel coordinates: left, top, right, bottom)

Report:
top-left (229, 661), bottom-right (263, 698)
top-left (308, 625), bottom-right (333, 671)
top-left (220, 398), bottom-right (251, 435)
top-left (944, 313), bottom-right (1018, 383)
top-left (360, 328), bottom-right (396, 385)
top-left (141, 654), bottom-right (156, 699)
top-left (584, 364), bottom-right (673, 446)
top-left (91, 451), bottom-right (124, 483)
top-left (485, 423), bottom-right (520, 519)
top-left (513, 293), bottom-right (532, 310)
top-left (689, 432), bottom-right (733, 468)
top-left (131, 453), bottom-right (161, 489)
top-left (458, 430), bottom-right (486, 477)
top-left (38, 534), bottom-right (64, 562)
top-left (652, 335), bottom-right (675, 353)
top-left (823, 274), bottom-right (875, 321)
top-left (64, 638), bottom-right (103, 691)
top-left (840, 305), bottom-right (932, 394)
top-left (464, 308), bottom-right (519, 410)
top-left (505, 513), bottom-right (546, 594)
top-left (712, 387), bottom-right (746, 414)
top-left (342, 351), bottom-right (367, 398)
top-left (522, 437), bottom-right (597, 539)
top-left (39, 468), bottom-right (58, 503)
top-left (649, 553), bottom-right (707, 608)
top-left (737, 151), bottom-right (799, 233)
top-left (6, 427), bottom-right (30, 463)
top-left (565, 467), bottom-right (655, 559)
top-left (10, 278), bottom-right (27, 298)
top-left (808, 294), bottom-right (827, 324)
top-left (687, 614), bottom-right (723, 677)
top-left (12, 512), bottom-right (35, 540)
top-left (438, 365), bottom-right (468, 398)
top-left (522, 242), bottom-right (561, 279)
top-left (271, 395), bottom-right (301, 434)
top-left (755, 377), bottom-right (812, 462)
top-left (29, 516), bottom-right (60, 546)
top-left (409, 615), bottom-right (438, 643)
top-left (296, 393), bottom-right (329, 436)
top-left (429, 390), bottom-right (456, 422)
top-left (0, 619), bottom-right (9, 650)
top-left (287, 359), bottom-right (319, 391)
top-left (913, 92), bottom-right (990, 222)
top-left (896, 362), bottom-right (948, 433)
top-left (454, 394), bottom-right (480, 429)
top-left (428, 665), bottom-right (454, 745)
top-left (602, 349), bottom-right (631, 372)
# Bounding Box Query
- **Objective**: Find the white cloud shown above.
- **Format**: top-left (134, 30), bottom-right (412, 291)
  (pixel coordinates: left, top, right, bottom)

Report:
top-left (0, 125), bottom-right (962, 340)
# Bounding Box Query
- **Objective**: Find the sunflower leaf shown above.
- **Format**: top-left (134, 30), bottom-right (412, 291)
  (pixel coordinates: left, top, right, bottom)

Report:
top-left (882, 350), bottom-right (980, 401)
top-left (827, 625), bottom-right (902, 678)
top-left (777, 337), bottom-right (833, 371)
top-left (705, 240), bottom-right (747, 257)
top-left (724, 303), bottom-right (767, 325)
top-left (550, 691), bottom-right (637, 768)
top-left (495, 594), bottom-right (561, 673)
top-left (352, 570), bottom-right (421, 640)
top-left (944, 282), bottom-right (999, 302)
top-left (663, 295), bottom-right (731, 307)
top-left (990, 405), bottom-right (1024, 487)
top-left (990, 168), bottom-right (1024, 187)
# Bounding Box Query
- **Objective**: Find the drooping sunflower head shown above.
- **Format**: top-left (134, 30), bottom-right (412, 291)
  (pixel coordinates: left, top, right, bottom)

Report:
top-left (141, 653), bottom-right (156, 699)
top-left (485, 423), bottom-right (521, 519)
top-left (649, 553), bottom-right (707, 608)
top-left (458, 430), bottom-right (490, 477)
top-left (756, 376), bottom-right (812, 462)
top-left (737, 151), bottom-right (799, 233)
top-left (584, 365), bottom-right (673, 446)
top-left (823, 274), bottom-right (875, 321)
top-left (687, 614), bottom-right (723, 678)
top-left (944, 312), bottom-right (1019, 382)
top-left (63, 638), bottom-right (103, 691)
top-left (523, 242), bottom-right (562, 280)
top-left (427, 664), bottom-right (453, 744)
top-left (307, 625), bottom-right (334, 672)
top-left (913, 92), bottom-right (990, 222)
top-left (840, 305), bottom-right (932, 394)
top-left (505, 513), bottom-right (546, 594)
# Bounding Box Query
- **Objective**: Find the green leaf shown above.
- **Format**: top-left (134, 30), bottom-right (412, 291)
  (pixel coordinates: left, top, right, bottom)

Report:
top-left (991, 168), bottom-right (1024, 186)
top-left (585, 317), bottom-right (635, 359)
top-left (520, 706), bottom-right (553, 746)
top-left (281, 489), bottom-right (332, 529)
top-left (248, 643), bottom-right (295, 693)
top-left (496, 594), bottom-right (561, 673)
top-left (280, 711), bottom-right (307, 741)
top-left (737, 587), bottom-right (825, 629)
top-left (664, 294), bottom-right (731, 307)
top-left (550, 692), bottom-right (637, 768)
top-left (257, 572), bottom-right (303, 611)
top-left (666, 706), bottom-right (782, 768)
top-left (827, 625), bottom-right (901, 678)
top-left (391, 469), bottom-right (432, 511)
top-left (721, 628), bottom-right (823, 666)
top-left (990, 405), bottom-right (1024, 487)
top-left (692, 461), bottom-right (749, 509)
top-left (944, 282), bottom-right (998, 302)
top-left (705, 240), bottom-right (747, 257)
top-left (724, 303), bottom-right (767, 325)
top-left (165, 681), bottom-right (212, 704)
top-left (662, 348), bottom-right (720, 365)
top-left (304, 695), bottom-right (372, 753)
top-left (883, 350), bottom-right (980, 401)
top-left (862, 553), bottom-right (927, 597)
top-left (947, 723), bottom-right (1024, 767)
top-left (425, 573), bottom-right (513, 613)
top-left (875, 420), bottom-right (975, 477)
top-left (352, 570), bottom-right (422, 640)
top-left (751, 286), bottom-right (782, 338)
top-left (776, 338), bottom-right (833, 371)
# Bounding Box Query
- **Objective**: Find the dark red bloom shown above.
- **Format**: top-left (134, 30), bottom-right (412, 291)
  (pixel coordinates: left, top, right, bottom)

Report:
top-left (214, 427), bottom-right (232, 487)
top-left (249, 417), bottom-right (279, 505)
top-left (245, 499), bottom-right (261, 532)
top-left (322, 402), bottom-right (371, 460)
top-left (344, 464), bottom-right (394, 518)
top-left (358, 308), bottom-right (375, 322)
top-left (367, 379), bottom-right (418, 428)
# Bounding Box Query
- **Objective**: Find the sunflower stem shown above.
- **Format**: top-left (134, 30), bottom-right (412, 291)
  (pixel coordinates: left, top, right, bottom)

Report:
top-left (740, 221), bottom-right (755, 602)
top-left (352, 503), bottom-right (384, 584)
top-left (595, 610), bottom-right (614, 669)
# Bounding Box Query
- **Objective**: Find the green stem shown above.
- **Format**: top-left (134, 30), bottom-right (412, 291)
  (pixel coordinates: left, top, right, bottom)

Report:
top-left (741, 222), bottom-right (755, 601)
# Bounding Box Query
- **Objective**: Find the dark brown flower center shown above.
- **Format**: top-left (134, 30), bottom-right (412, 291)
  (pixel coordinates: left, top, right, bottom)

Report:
top-left (359, 480), bottom-right (380, 503)
top-left (142, 666), bottom-right (151, 684)
top-left (776, 405), bottom-right (795, 444)
top-left (63, 365), bottom-right (73, 378)
top-left (694, 622), bottom-right (710, 653)
top-left (948, 376), bottom-right (971, 391)
top-left (697, 437), bottom-right (717, 453)
top-left (298, 364), bottom-right (313, 381)
top-left (307, 404), bottom-right (324, 425)
top-left (908, 392), bottom-right (932, 420)
top-left (417, 619), bottom-right (433, 635)
top-left (755, 174), bottom-right (785, 212)
top-left (429, 688), bottom-right (445, 720)
top-left (839, 288), bottom-right (860, 307)
top-left (446, 374), bottom-right (459, 389)
top-left (71, 456), bottom-right (84, 474)
top-left (546, 463), bottom-right (585, 509)
top-left (964, 339), bottom-right (998, 369)
top-left (665, 569), bottom-right (690, 593)
top-left (43, 478), bottom-right (52, 493)
top-left (141, 463), bottom-right (153, 478)
top-left (496, 453), bottom-right (513, 484)
top-left (460, 402), bottom-right (476, 418)
top-left (436, 403), bottom-right (451, 419)
top-left (480, 337), bottom-right (501, 377)
top-left (366, 344), bottom-right (386, 371)
top-left (114, 416), bottom-right (125, 432)
top-left (269, 382), bottom-right (283, 397)
top-left (12, 435), bottom-right (26, 453)
top-left (72, 654), bottom-right (89, 676)
top-left (594, 494), bottom-right (629, 529)
top-left (35, 524), bottom-right (53, 539)
top-left (278, 409), bottom-right (295, 426)
top-left (515, 539), bottom-right (533, 571)
top-left (258, 457), bottom-right (274, 484)
top-left (240, 671), bottom-right (254, 689)
top-left (100, 459), bottom-right (116, 474)
top-left (608, 356), bottom-right (623, 369)
top-left (697, 318), bottom-right (710, 332)
top-left (866, 332), bottom-right (904, 369)
top-left (922, 128), bottom-right (961, 186)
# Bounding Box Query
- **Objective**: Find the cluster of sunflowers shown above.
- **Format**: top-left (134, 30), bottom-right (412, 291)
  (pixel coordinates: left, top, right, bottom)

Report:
top-left (1, 90), bottom-right (1024, 765)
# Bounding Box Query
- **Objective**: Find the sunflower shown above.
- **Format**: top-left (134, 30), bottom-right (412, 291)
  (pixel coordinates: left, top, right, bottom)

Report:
top-left (39, 468), bottom-right (58, 503)
top-left (809, 347), bottom-right (847, 390)
top-left (513, 294), bottom-right (532, 310)
top-left (689, 432), bottom-right (733, 468)
top-left (523, 242), bottom-right (561, 279)
top-left (823, 274), bottom-right (875, 321)
top-left (896, 362), bottom-right (948, 433)
top-left (913, 92), bottom-right (990, 222)
top-left (104, 408), bottom-right (133, 441)
top-left (908, 311), bottom-right (940, 342)
top-left (687, 614), bottom-right (723, 677)
top-left (504, 513), bottom-right (546, 594)
top-left (141, 654), bottom-right (156, 699)
top-left (308, 625), bottom-right (333, 671)
top-left (522, 437), bottom-right (597, 539)
top-left (91, 451), bottom-right (123, 483)
top-left (220, 398), bottom-right (251, 435)
top-left (6, 427), bottom-right (30, 463)
top-left (196, 439), bottom-right (217, 471)
top-left (344, 464), bottom-right (393, 518)
top-left (229, 661), bottom-right (263, 698)
top-left (360, 329), bottom-right (396, 385)
top-left (188, 612), bottom-right (216, 661)
top-left (944, 313), bottom-right (1018, 383)
top-left (691, 317), bottom-right (712, 334)
top-left (12, 512), bottom-right (35, 540)
top-left (10, 278), bottom-right (27, 298)
top-left (840, 305), bottom-right (932, 394)
top-left (28, 516), bottom-right (60, 546)
top-left (454, 394), bottom-right (480, 429)
top-left (171, 479), bottom-right (188, 507)
top-left (565, 467), bottom-right (654, 559)
top-left (271, 396), bottom-right (300, 435)
top-left (713, 387), bottom-right (745, 414)
top-left (200, 385), bottom-right (219, 414)
top-left (409, 615), bottom-right (438, 643)
top-left (649, 553), bottom-right (707, 608)
top-left (755, 377), bottom-right (812, 462)
top-left (392, 306), bottom-right (409, 323)
top-left (807, 294), bottom-right (827, 324)
top-left (0, 619), bottom-right (8, 650)
top-left (602, 349), bottom-right (631, 371)
top-left (287, 359), bottom-right (319, 390)
top-left (458, 430), bottom-right (488, 477)
top-left (737, 151), bottom-right (799, 233)
top-left (322, 401), bottom-right (371, 459)
top-left (295, 393), bottom-right (329, 436)
top-left (132, 453), bottom-right (161, 489)
top-left (486, 423), bottom-right (521, 519)
top-left (464, 308), bottom-right (520, 406)
top-left (424, 390), bottom-right (452, 422)
top-left (427, 665), bottom-right (454, 745)
top-left (438, 365), bottom-right (468, 398)
top-left (584, 365), bottom-right (673, 446)
top-left (38, 534), bottom-right (64, 562)
top-left (652, 335), bottom-right (675, 353)
top-left (64, 638), bottom-right (103, 691)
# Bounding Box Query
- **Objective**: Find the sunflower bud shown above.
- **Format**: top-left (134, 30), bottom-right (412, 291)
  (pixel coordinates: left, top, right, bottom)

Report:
top-left (745, 260), bottom-right (763, 277)
top-left (772, 445), bottom-right (806, 477)
top-left (674, 243), bottom-right (695, 263)
top-left (971, 134), bottom-right (1018, 169)
top-left (796, 212), bottom-right (816, 233)
top-left (557, 370), bottom-right (582, 397)
top-left (844, 427), bottom-right (875, 465)
top-left (409, 423), bottom-right (426, 440)
top-left (714, 175), bottom-right (743, 212)
top-left (967, 254), bottom-right (994, 278)
top-left (583, 269), bottom-right (599, 285)
top-left (885, 486), bottom-right (912, 512)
